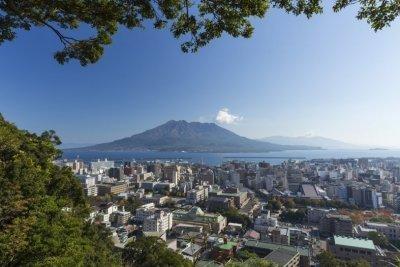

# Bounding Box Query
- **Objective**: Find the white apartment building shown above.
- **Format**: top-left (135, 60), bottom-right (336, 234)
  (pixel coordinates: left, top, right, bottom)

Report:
top-left (98, 213), bottom-right (110, 223)
top-left (85, 185), bottom-right (98, 196)
top-left (143, 210), bottom-right (173, 232)
top-left (365, 222), bottom-right (400, 240)
top-left (112, 210), bottom-right (131, 226)
top-left (186, 186), bottom-right (209, 204)
top-left (81, 175), bottom-right (95, 187)
top-left (90, 159), bottom-right (115, 174)
top-left (230, 171), bottom-right (241, 186)
top-left (393, 192), bottom-right (400, 212)
top-left (254, 212), bottom-right (278, 233)
top-left (264, 175), bottom-right (275, 191)
top-left (135, 203), bottom-right (156, 222)
top-left (77, 175), bottom-right (98, 196)
top-left (97, 203), bottom-right (119, 225)
top-left (307, 207), bottom-right (335, 224)
top-left (100, 203), bottom-right (118, 215)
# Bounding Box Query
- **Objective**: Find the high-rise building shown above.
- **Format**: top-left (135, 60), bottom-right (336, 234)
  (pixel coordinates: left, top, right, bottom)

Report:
top-left (164, 165), bottom-right (181, 183)
top-left (230, 171), bottom-right (241, 187)
top-left (395, 193), bottom-right (400, 212)
top-left (148, 163), bottom-right (162, 178)
top-left (111, 208), bottom-right (131, 226)
top-left (108, 167), bottom-right (125, 180)
top-left (320, 214), bottom-right (353, 237)
top-left (135, 203), bottom-right (156, 222)
top-left (365, 222), bottom-right (400, 241)
top-left (186, 186), bottom-right (209, 204)
top-left (72, 160), bottom-right (85, 174)
top-left (348, 186), bottom-right (383, 209)
top-left (172, 207), bottom-right (227, 233)
top-left (90, 159), bottom-right (114, 174)
top-left (143, 210), bottom-right (173, 233)
top-left (199, 169), bottom-right (215, 185)
top-left (77, 175), bottom-right (98, 196)
top-left (254, 212), bottom-right (278, 233)
top-left (97, 182), bottom-right (127, 196)
top-left (286, 168), bottom-right (303, 192)
top-left (307, 207), bottom-right (334, 224)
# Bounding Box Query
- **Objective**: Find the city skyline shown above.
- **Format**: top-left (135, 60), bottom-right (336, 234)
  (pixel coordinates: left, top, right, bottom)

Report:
top-left (4, 2), bottom-right (400, 266)
top-left (1, 7), bottom-right (400, 147)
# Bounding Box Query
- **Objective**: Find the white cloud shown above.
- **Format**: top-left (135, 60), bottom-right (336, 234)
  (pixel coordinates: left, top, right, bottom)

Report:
top-left (215, 108), bottom-right (243, 124)
top-left (198, 116), bottom-right (208, 123)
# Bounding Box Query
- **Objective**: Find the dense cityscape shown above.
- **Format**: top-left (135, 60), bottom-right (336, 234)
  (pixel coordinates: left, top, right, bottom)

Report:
top-left (2, 1), bottom-right (400, 266)
top-left (55, 156), bottom-right (400, 266)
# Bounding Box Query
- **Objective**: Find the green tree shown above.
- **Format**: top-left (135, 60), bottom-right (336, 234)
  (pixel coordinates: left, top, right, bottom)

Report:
top-left (317, 251), bottom-right (371, 267)
top-left (317, 251), bottom-right (342, 267)
top-left (236, 249), bottom-right (259, 260)
top-left (285, 198), bottom-right (296, 209)
top-left (367, 231), bottom-right (389, 248)
top-left (122, 236), bottom-right (192, 267)
top-left (395, 256), bottom-right (400, 267)
top-left (369, 215), bottom-right (394, 224)
top-left (221, 207), bottom-right (252, 230)
top-left (0, 0), bottom-right (398, 65)
top-left (267, 198), bottom-right (282, 212)
top-left (163, 197), bottom-right (177, 208)
top-left (124, 196), bottom-right (144, 214)
top-left (0, 114), bottom-right (120, 266)
top-left (279, 209), bottom-right (306, 224)
top-left (346, 260), bottom-right (370, 267)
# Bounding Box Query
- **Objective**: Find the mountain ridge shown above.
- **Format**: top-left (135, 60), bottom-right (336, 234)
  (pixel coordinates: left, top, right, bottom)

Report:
top-left (68, 120), bottom-right (321, 153)
top-left (260, 135), bottom-right (364, 149)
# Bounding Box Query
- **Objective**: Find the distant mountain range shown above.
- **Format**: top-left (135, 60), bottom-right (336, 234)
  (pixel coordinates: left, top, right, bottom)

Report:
top-left (58, 143), bottom-right (95, 149)
top-left (68, 120), bottom-right (321, 153)
top-left (260, 135), bottom-right (363, 149)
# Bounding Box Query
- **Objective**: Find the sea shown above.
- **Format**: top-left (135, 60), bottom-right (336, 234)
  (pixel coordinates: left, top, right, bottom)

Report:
top-left (61, 149), bottom-right (400, 166)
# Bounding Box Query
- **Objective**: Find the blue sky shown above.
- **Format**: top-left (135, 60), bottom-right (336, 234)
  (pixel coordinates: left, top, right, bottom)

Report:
top-left (1, 6), bottom-right (400, 147)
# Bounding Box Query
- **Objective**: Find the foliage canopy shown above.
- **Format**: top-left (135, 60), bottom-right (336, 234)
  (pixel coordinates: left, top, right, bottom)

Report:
top-left (279, 208), bottom-right (306, 223)
top-left (0, 114), bottom-right (120, 266)
top-left (367, 231), bottom-right (390, 248)
top-left (316, 251), bottom-right (371, 267)
top-left (1, 0), bottom-right (399, 65)
top-left (122, 236), bottom-right (193, 267)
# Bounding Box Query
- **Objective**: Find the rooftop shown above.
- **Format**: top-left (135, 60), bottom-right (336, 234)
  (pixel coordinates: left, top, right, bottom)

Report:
top-left (173, 208), bottom-right (224, 222)
top-left (333, 236), bottom-right (376, 251)
top-left (227, 222), bottom-right (243, 227)
top-left (365, 222), bottom-right (389, 227)
top-left (280, 228), bottom-right (289, 236)
top-left (265, 247), bottom-right (299, 267)
top-left (143, 231), bottom-right (165, 238)
top-left (326, 214), bottom-right (351, 221)
top-left (218, 192), bottom-right (241, 197)
top-left (300, 184), bottom-right (321, 199)
top-left (182, 243), bottom-right (202, 256)
top-left (244, 230), bottom-right (261, 240)
top-left (355, 225), bottom-right (377, 233)
top-left (244, 240), bottom-right (309, 256)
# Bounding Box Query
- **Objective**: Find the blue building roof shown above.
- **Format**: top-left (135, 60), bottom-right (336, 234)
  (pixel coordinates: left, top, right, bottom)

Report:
top-left (333, 236), bottom-right (376, 250)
